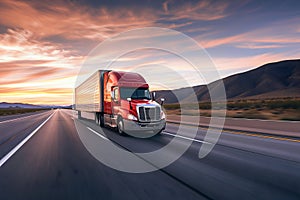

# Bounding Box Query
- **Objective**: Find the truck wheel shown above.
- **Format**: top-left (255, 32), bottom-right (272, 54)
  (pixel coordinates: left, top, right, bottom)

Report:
top-left (154, 129), bottom-right (164, 135)
top-left (95, 113), bottom-right (99, 124)
top-left (99, 114), bottom-right (104, 127)
top-left (117, 118), bottom-right (125, 135)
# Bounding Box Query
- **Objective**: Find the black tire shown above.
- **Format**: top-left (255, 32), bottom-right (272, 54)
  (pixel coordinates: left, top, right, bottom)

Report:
top-left (99, 114), bottom-right (104, 127)
top-left (95, 113), bottom-right (99, 124)
top-left (154, 122), bottom-right (165, 135)
top-left (154, 129), bottom-right (164, 135)
top-left (117, 118), bottom-right (125, 135)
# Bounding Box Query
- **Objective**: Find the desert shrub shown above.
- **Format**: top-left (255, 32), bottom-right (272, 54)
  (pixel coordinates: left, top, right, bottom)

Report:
top-left (0, 108), bottom-right (49, 116)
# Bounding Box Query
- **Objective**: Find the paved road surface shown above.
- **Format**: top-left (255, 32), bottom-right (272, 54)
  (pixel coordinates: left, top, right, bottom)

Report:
top-left (0, 109), bottom-right (300, 200)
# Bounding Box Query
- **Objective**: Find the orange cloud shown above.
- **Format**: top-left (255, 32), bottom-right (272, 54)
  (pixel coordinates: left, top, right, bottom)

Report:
top-left (0, 0), bottom-right (157, 41)
top-left (235, 43), bottom-right (284, 49)
top-left (164, 0), bottom-right (230, 21)
top-left (0, 0), bottom-right (231, 41)
top-left (214, 52), bottom-right (300, 78)
top-left (0, 27), bottom-right (82, 105)
top-left (198, 19), bottom-right (300, 49)
top-left (0, 29), bottom-right (78, 63)
top-left (200, 34), bottom-right (243, 48)
top-left (0, 67), bottom-right (62, 85)
top-left (0, 87), bottom-right (72, 105)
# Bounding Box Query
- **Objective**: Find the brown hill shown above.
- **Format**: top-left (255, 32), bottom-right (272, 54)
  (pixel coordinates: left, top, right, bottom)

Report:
top-left (155, 59), bottom-right (300, 103)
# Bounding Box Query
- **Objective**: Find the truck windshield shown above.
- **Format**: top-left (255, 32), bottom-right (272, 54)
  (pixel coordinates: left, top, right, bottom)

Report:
top-left (120, 87), bottom-right (151, 100)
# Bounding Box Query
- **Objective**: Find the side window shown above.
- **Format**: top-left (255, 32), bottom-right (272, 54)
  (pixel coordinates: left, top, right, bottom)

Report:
top-left (113, 87), bottom-right (119, 102)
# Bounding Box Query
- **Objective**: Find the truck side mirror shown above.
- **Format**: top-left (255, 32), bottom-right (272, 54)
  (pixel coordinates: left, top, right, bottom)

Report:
top-left (151, 92), bottom-right (156, 101)
top-left (160, 98), bottom-right (165, 105)
top-left (112, 87), bottom-right (119, 103)
top-left (111, 90), bottom-right (114, 100)
top-left (127, 97), bottom-right (132, 109)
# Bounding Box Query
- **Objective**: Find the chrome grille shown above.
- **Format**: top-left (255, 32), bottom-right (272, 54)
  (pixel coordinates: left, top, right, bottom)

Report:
top-left (138, 106), bottom-right (160, 122)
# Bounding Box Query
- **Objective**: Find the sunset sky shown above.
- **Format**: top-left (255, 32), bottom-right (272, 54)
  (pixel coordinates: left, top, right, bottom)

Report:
top-left (0, 0), bottom-right (300, 105)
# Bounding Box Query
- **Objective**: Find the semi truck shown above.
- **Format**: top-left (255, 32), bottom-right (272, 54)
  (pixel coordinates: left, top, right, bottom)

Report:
top-left (75, 70), bottom-right (166, 135)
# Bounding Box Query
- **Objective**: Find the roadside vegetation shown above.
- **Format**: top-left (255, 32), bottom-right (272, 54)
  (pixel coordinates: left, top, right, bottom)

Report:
top-left (0, 108), bottom-right (50, 116)
top-left (163, 98), bottom-right (300, 121)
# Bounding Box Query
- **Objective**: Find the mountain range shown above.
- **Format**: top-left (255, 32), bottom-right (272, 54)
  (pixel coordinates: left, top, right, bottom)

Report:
top-left (155, 59), bottom-right (300, 103)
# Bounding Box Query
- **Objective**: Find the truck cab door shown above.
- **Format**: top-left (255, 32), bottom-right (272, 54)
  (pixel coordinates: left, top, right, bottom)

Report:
top-left (111, 87), bottom-right (121, 126)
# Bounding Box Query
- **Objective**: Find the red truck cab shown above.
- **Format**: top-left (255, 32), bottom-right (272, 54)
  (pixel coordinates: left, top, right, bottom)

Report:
top-left (101, 71), bottom-right (166, 135)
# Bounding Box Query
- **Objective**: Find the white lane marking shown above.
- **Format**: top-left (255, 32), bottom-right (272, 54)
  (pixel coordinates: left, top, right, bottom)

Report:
top-left (0, 111), bottom-right (49, 124)
top-left (162, 131), bottom-right (212, 144)
top-left (0, 111), bottom-right (56, 167)
top-left (87, 127), bottom-right (109, 141)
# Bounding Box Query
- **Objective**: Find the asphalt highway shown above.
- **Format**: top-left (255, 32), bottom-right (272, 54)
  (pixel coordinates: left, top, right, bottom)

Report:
top-left (0, 109), bottom-right (300, 200)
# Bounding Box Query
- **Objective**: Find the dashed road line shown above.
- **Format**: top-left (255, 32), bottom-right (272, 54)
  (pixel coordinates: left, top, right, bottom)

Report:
top-left (162, 131), bottom-right (212, 144)
top-left (87, 127), bottom-right (109, 140)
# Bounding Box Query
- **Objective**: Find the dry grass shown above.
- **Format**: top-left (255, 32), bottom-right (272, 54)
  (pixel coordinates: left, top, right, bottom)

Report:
top-left (0, 108), bottom-right (50, 116)
top-left (164, 98), bottom-right (300, 121)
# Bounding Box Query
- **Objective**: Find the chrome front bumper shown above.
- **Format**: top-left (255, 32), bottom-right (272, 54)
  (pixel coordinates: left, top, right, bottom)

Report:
top-left (123, 119), bottom-right (166, 132)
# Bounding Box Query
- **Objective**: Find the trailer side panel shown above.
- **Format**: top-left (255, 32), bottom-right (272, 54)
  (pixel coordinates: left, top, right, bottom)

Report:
top-left (75, 71), bottom-right (102, 112)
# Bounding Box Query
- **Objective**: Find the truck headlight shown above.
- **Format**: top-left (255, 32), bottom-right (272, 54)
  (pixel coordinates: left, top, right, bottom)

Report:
top-left (161, 111), bottom-right (166, 119)
top-left (127, 114), bottom-right (137, 121)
